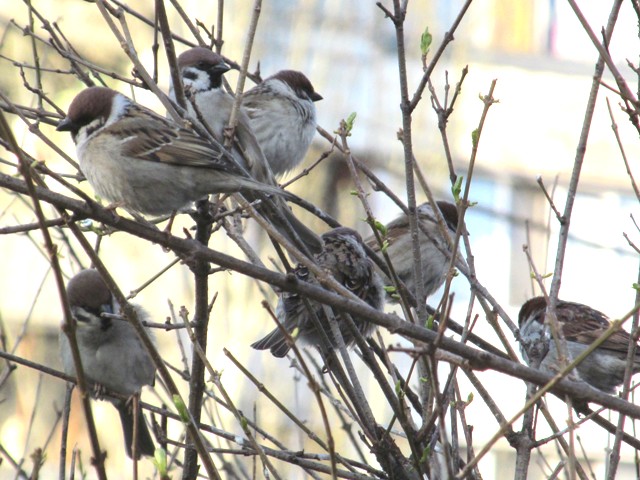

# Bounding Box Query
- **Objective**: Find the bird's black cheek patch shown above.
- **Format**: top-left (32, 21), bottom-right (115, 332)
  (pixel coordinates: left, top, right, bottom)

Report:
top-left (100, 317), bottom-right (113, 331)
top-left (183, 70), bottom-right (198, 81)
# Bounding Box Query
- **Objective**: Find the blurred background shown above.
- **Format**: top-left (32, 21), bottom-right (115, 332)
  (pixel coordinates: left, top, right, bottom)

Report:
top-left (1, 0), bottom-right (640, 478)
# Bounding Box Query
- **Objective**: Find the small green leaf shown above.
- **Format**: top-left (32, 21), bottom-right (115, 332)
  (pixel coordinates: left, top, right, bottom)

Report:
top-left (467, 392), bottom-right (474, 404)
top-left (381, 239), bottom-right (390, 253)
top-left (291, 327), bottom-right (300, 339)
top-left (383, 285), bottom-right (397, 294)
top-left (633, 283), bottom-right (640, 291)
top-left (420, 27), bottom-right (432, 56)
top-left (344, 112), bottom-right (357, 135)
top-left (452, 176), bottom-right (463, 201)
top-left (395, 380), bottom-right (404, 398)
top-left (173, 394), bottom-right (189, 423)
top-left (426, 314), bottom-right (435, 329)
top-left (241, 416), bottom-right (248, 429)
top-left (420, 444), bottom-right (431, 464)
top-left (471, 129), bottom-right (479, 148)
top-left (153, 448), bottom-right (168, 476)
top-left (350, 190), bottom-right (358, 196)
top-left (530, 271), bottom-right (552, 279)
top-left (374, 220), bottom-right (388, 236)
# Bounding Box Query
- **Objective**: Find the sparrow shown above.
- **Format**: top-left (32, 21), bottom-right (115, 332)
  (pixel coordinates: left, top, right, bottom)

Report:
top-left (518, 296), bottom-right (640, 393)
top-left (59, 269), bottom-right (156, 458)
top-left (171, 47), bottom-right (272, 182)
top-left (242, 69), bottom-right (323, 177)
top-left (171, 48), bottom-right (322, 253)
top-left (365, 201), bottom-right (459, 303)
top-left (251, 227), bottom-right (385, 357)
top-left (56, 86), bottom-right (290, 217)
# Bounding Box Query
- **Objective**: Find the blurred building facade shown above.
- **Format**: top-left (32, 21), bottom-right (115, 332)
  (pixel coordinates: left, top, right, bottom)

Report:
top-left (1, 0), bottom-right (639, 478)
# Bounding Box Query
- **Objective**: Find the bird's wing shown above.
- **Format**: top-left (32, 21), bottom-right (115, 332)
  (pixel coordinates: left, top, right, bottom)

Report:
top-left (107, 107), bottom-right (244, 174)
top-left (559, 302), bottom-right (636, 354)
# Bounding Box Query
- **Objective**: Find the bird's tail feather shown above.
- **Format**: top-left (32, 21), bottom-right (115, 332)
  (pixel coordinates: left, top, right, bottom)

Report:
top-left (242, 189), bottom-right (323, 255)
top-left (251, 328), bottom-right (291, 358)
top-left (117, 401), bottom-right (155, 459)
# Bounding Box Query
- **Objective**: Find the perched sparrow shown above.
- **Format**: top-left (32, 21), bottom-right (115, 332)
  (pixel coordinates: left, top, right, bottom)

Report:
top-left (174, 50), bottom-right (323, 178)
top-left (59, 269), bottom-right (156, 458)
top-left (518, 296), bottom-right (640, 393)
top-left (366, 201), bottom-right (459, 303)
top-left (171, 47), bottom-right (272, 182)
top-left (251, 227), bottom-right (385, 357)
top-left (56, 86), bottom-right (289, 217)
top-left (171, 48), bottom-right (322, 253)
top-left (242, 69), bottom-right (322, 177)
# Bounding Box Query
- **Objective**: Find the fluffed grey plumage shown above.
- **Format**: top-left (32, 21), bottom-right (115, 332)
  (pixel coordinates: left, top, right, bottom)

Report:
top-left (59, 269), bottom-right (156, 458)
top-left (242, 69), bottom-right (322, 177)
top-left (57, 87), bottom-right (294, 216)
top-left (366, 201), bottom-right (459, 303)
top-left (170, 48), bottom-right (322, 253)
top-left (518, 296), bottom-right (640, 393)
top-left (171, 48), bottom-right (273, 183)
top-left (251, 227), bottom-right (385, 357)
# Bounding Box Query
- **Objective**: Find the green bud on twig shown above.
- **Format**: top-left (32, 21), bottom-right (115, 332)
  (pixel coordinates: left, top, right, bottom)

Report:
top-left (173, 394), bottom-right (189, 423)
top-left (452, 176), bottom-right (463, 201)
top-left (420, 27), bottom-right (432, 56)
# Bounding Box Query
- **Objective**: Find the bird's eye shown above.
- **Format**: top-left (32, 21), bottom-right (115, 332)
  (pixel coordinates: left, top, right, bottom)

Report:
top-left (345, 278), bottom-right (362, 291)
top-left (296, 266), bottom-right (309, 280)
top-left (197, 61), bottom-right (208, 69)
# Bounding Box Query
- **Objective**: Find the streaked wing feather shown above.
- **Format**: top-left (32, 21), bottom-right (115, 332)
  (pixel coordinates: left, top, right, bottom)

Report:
top-left (106, 107), bottom-right (243, 174)
top-left (365, 204), bottom-right (441, 252)
top-left (233, 113), bottom-right (274, 182)
top-left (365, 218), bottom-right (407, 252)
top-left (559, 302), bottom-right (636, 353)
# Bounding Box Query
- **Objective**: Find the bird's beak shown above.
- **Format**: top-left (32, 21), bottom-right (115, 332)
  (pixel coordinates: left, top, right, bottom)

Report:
top-left (99, 303), bottom-right (114, 315)
top-left (311, 92), bottom-right (323, 102)
top-left (211, 62), bottom-right (231, 75)
top-left (56, 117), bottom-right (73, 132)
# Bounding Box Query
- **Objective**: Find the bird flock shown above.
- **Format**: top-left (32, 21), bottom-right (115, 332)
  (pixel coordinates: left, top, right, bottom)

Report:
top-left (56, 46), bottom-right (640, 459)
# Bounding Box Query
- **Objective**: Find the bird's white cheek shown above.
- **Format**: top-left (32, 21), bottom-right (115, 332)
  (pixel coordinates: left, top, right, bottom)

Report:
top-left (181, 69), bottom-right (211, 92)
top-left (75, 131), bottom-right (89, 149)
top-left (74, 120), bottom-right (100, 148)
